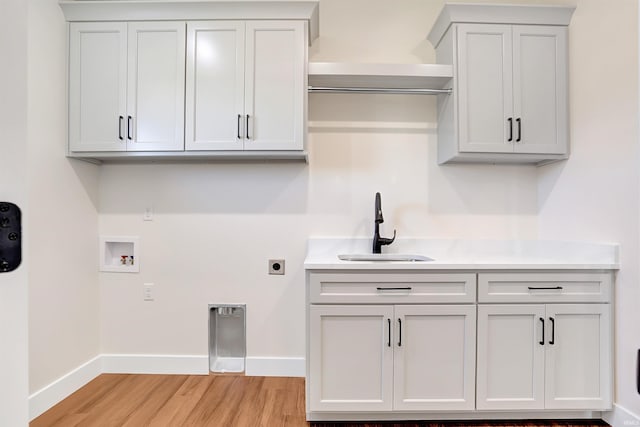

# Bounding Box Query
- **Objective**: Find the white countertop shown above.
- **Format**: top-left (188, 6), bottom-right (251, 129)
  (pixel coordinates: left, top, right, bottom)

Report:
top-left (304, 238), bottom-right (619, 270)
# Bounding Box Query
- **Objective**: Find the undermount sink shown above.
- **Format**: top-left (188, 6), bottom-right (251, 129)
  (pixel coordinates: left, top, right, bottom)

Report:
top-left (338, 254), bottom-right (433, 262)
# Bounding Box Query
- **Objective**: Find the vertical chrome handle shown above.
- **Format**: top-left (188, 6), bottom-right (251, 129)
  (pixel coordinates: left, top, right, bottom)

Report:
top-left (549, 317), bottom-right (555, 345)
top-left (387, 318), bottom-right (391, 347)
top-left (397, 318), bottom-right (402, 347)
top-left (539, 317), bottom-right (545, 345)
top-left (118, 116), bottom-right (124, 140)
top-left (246, 114), bottom-right (250, 140)
top-left (516, 118), bottom-right (522, 142)
top-left (507, 117), bottom-right (513, 142)
top-left (237, 114), bottom-right (242, 139)
top-left (127, 116), bottom-right (133, 141)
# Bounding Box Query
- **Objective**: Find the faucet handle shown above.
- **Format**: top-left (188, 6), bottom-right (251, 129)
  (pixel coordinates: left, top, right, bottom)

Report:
top-left (379, 229), bottom-right (396, 246)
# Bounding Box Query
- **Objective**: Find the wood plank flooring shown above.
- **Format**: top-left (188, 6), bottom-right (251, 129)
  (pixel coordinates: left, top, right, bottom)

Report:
top-left (31, 374), bottom-right (609, 427)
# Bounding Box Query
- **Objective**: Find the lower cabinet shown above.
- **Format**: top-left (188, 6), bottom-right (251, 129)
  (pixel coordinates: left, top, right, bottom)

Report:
top-left (476, 304), bottom-right (611, 411)
top-left (306, 270), bottom-right (613, 420)
top-left (308, 304), bottom-right (476, 412)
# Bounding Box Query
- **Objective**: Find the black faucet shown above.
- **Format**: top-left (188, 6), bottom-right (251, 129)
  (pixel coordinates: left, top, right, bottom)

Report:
top-left (373, 192), bottom-right (396, 254)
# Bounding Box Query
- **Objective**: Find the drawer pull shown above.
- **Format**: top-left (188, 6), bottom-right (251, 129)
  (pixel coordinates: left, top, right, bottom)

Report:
top-left (539, 317), bottom-right (545, 346)
top-left (528, 286), bottom-right (563, 291)
top-left (376, 287), bottom-right (412, 291)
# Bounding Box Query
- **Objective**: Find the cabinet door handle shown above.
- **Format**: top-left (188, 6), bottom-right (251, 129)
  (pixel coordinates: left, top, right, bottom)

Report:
top-left (376, 287), bottom-right (412, 291)
top-left (636, 349), bottom-right (640, 395)
top-left (528, 286), bottom-right (563, 291)
top-left (539, 317), bottom-right (545, 345)
top-left (118, 116), bottom-right (124, 141)
top-left (127, 116), bottom-right (133, 141)
top-left (387, 318), bottom-right (391, 347)
top-left (246, 114), bottom-right (251, 140)
top-left (516, 118), bottom-right (522, 142)
top-left (237, 114), bottom-right (242, 139)
top-left (549, 317), bottom-right (555, 345)
top-left (507, 117), bottom-right (513, 142)
top-left (397, 318), bottom-right (402, 347)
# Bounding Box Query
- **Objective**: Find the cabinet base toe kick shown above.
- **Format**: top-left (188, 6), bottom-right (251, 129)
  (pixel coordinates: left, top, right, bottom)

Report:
top-left (306, 410), bottom-right (608, 422)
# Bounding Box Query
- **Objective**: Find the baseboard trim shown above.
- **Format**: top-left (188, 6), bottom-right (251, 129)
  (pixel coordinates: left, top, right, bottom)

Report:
top-left (603, 404), bottom-right (640, 427)
top-left (245, 357), bottom-right (305, 377)
top-left (28, 355), bottom-right (102, 421)
top-left (101, 354), bottom-right (209, 375)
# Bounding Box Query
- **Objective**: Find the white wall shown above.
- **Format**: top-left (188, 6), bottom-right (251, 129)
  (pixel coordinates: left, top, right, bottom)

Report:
top-left (537, 0), bottom-right (640, 419)
top-left (27, 0), bottom-right (101, 395)
top-left (98, 0), bottom-right (539, 360)
top-left (0, 0), bottom-right (29, 424)
top-left (18, 0), bottom-right (637, 423)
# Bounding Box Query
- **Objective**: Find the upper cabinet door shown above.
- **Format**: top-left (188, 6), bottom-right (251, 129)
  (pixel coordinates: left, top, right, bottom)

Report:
top-left (457, 24), bottom-right (513, 153)
top-left (513, 26), bottom-right (568, 155)
top-left (69, 22), bottom-right (127, 152)
top-left (127, 22), bottom-right (186, 152)
top-left (244, 21), bottom-right (305, 151)
top-left (185, 21), bottom-right (245, 151)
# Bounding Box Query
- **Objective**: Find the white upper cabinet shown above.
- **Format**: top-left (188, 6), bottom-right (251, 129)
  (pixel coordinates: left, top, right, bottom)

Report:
top-left (61, 1), bottom-right (318, 161)
top-left (69, 21), bottom-right (185, 153)
top-left (512, 25), bottom-right (568, 155)
top-left (127, 22), bottom-right (185, 152)
top-left (186, 21), bottom-right (245, 151)
top-left (69, 23), bottom-right (127, 152)
top-left (244, 21), bottom-right (305, 151)
top-left (186, 20), bottom-right (305, 152)
top-left (428, 4), bottom-right (574, 165)
top-left (457, 24), bottom-right (513, 154)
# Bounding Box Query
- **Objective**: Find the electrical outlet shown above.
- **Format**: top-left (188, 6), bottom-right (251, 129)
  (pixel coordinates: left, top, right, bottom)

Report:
top-left (268, 259), bottom-right (285, 275)
top-left (143, 207), bottom-right (153, 221)
top-left (143, 283), bottom-right (154, 301)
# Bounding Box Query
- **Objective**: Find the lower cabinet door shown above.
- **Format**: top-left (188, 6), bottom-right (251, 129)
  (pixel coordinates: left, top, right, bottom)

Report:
top-left (393, 305), bottom-right (476, 411)
top-left (476, 304), bottom-right (546, 410)
top-left (544, 304), bottom-right (611, 410)
top-left (308, 305), bottom-right (394, 412)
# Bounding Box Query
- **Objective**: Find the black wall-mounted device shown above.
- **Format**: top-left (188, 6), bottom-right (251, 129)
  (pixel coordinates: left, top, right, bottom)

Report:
top-left (0, 202), bottom-right (21, 273)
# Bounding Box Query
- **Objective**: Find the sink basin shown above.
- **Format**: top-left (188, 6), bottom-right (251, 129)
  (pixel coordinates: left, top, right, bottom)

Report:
top-left (338, 254), bottom-right (433, 262)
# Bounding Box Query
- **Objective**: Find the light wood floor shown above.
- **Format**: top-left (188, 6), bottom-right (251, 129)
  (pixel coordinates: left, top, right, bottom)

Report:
top-left (31, 374), bottom-right (304, 427)
top-left (31, 374), bottom-right (609, 427)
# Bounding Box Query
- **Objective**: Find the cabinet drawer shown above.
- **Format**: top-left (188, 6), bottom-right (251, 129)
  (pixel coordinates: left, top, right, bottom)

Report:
top-left (478, 272), bottom-right (612, 303)
top-left (308, 272), bottom-right (476, 304)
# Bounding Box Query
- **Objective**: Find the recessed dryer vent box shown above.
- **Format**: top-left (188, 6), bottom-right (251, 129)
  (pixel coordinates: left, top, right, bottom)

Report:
top-left (100, 236), bottom-right (139, 273)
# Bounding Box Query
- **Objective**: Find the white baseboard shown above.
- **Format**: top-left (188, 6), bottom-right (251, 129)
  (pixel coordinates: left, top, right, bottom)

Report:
top-left (603, 404), bottom-right (640, 427)
top-left (245, 357), bottom-right (305, 377)
top-left (101, 354), bottom-right (209, 375)
top-left (28, 355), bottom-right (102, 421)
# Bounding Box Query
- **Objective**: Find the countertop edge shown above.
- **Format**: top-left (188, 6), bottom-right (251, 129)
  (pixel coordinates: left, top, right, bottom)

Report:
top-left (304, 262), bottom-right (620, 271)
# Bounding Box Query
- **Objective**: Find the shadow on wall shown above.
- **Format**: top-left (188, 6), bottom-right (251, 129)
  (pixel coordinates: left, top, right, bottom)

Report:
top-left (428, 155), bottom-right (540, 215)
top-left (68, 159), bottom-right (101, 211)
top-left (98, 162), bottom-right (310, 215)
